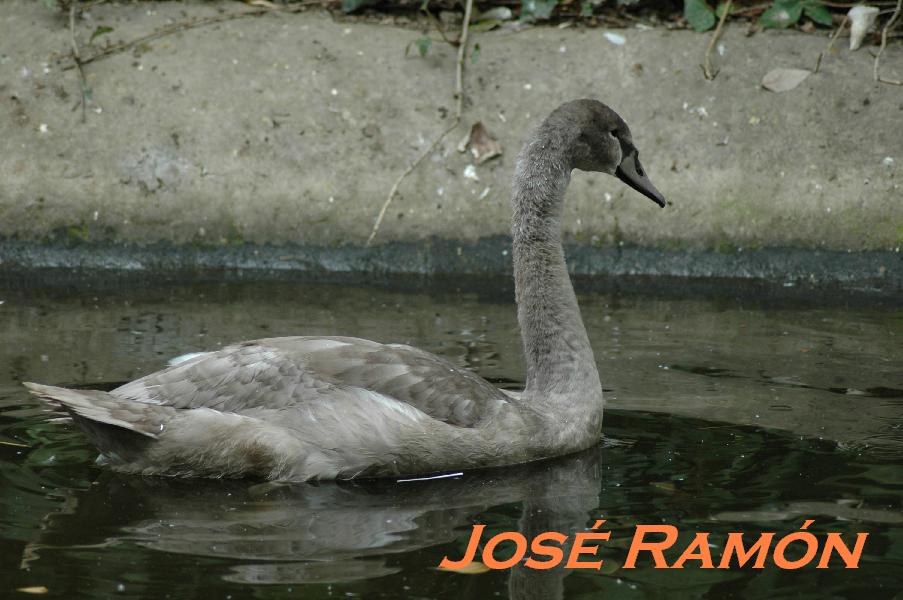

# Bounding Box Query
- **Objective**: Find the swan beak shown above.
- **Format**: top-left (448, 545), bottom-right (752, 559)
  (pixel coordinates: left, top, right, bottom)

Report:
top-left (616, 152), bottom-right (666, 208)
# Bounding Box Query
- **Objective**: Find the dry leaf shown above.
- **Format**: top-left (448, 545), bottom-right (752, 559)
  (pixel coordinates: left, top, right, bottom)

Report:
top-left (761, 68), bottom-right (811, 92)
top-left (848, 6), bottom-right (879, 50)
top-left (466, 121), bottom-right (503, 165)
top-left (437, 560), bottom-right (490, 574)
top-left (16, 587), bottom-right (49, 595)
top-left (246, 0), bottom-right (280, 8)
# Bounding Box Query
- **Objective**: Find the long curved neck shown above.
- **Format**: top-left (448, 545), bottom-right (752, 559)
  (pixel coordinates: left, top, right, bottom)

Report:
top-left (511, 133), bottom-right (603, 435)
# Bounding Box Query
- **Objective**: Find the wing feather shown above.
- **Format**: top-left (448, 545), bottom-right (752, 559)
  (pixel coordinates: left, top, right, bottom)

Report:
top-left (113, 336), bottom-right (510, 428)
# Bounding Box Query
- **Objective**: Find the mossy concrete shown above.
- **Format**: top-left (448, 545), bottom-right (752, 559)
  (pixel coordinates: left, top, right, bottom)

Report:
top-left (1, 239), bottom-right (900, 293)
top-left (1, 1), bottom-right (901, 282)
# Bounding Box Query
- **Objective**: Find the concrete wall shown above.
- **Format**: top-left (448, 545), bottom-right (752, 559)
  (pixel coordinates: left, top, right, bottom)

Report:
top-left (1, 1), bottom-right (901, 283)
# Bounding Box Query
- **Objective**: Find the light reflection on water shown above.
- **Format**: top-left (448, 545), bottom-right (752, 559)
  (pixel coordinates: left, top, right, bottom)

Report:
top-left (0, 274), bottom-right (901, 598)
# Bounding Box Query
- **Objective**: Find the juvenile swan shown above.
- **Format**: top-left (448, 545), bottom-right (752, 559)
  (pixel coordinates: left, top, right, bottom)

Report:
top-left (25, 99), bottom-right (666, 480)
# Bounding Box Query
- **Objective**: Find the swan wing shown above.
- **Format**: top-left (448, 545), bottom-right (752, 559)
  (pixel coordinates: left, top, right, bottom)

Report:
top-left (113, 336), bottom-right (512, 428)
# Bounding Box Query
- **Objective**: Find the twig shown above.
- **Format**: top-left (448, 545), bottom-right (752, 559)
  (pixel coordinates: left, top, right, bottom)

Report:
top-left (78, 0), bottom-right (111, 10)
top-left (453, 0), bottom-right (474, 117)
top-left (875, 0), bottom-right (903, 85)
top-left (703, 0), bottom-right (731, 80)
top-left (69, 1), bottom-right (89, 122)
top-left (813, 15), bottom-right (847, 73)
top-left (366, 0), bottom-right (474, 247)
top-left (420, 1), bottom-right (456, 46)
top-left (63, 1), bottom-right (327, 71)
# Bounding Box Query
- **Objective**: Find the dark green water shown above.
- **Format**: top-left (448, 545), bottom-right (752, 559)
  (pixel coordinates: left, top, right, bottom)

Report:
top-left (1, 274), bottom-right (901, 599)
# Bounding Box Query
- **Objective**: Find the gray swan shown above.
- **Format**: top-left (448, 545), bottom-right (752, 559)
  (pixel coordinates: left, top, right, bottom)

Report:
top-left (25, 99), bottom-right (665, 481)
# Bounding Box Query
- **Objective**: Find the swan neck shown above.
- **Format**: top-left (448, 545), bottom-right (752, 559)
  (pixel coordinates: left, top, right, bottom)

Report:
top-left (511, 139), bottom-right (602, 422)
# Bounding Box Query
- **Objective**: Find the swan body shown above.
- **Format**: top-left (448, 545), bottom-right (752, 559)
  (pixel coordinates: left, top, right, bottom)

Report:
top-left (25, 99), bottom-right (666, 480)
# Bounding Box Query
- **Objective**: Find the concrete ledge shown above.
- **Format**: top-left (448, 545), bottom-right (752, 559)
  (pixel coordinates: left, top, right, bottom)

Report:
top-left (1, 239), bottom-right (899, 292)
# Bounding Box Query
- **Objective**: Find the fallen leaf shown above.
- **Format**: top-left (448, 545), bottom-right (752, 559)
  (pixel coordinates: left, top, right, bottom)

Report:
top-left (16, 587), bottom-right (49, 595)
top-left (848, 6), bottom-right (879, 50)
top-left (246, 0), bottom-right (279, 7)
top-left (466, 121), bottom-right (503, 165)
top-left (761, 68), bottom-right (811, 92)
top-left (437, 560), bottom-right (490, 574)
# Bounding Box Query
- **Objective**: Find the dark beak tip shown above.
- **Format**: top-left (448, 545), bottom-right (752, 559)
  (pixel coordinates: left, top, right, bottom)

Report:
top-left (615, 160), bottom-right (666, 209)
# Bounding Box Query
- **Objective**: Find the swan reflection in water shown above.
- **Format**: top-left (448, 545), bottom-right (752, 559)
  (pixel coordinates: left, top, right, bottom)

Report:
top-left (23, 445), bottom-right (608, 595)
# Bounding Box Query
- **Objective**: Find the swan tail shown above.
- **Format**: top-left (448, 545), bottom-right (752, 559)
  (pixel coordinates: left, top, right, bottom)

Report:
top-left (23, 382), bottom-right (301, 479)
top-left (23, 382), bottom-right (170, 438)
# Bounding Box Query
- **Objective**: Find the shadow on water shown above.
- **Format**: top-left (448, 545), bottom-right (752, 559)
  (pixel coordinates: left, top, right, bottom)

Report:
top-left (1, 273), bottom-right (901, 598)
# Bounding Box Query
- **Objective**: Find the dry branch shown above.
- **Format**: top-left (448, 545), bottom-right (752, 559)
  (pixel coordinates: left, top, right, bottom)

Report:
top-left (69, 1), bottom-right (88, 122)
top-left (813, 15), bottom-right (848, 73)
top-left (365, 0), bottom-right (475, 246)
top-left (703, 0), bottom-right (732, 80)
top-left (63, 1), bottom-right (327, 71)
top-left (874, 0), bottom-right (903, 84)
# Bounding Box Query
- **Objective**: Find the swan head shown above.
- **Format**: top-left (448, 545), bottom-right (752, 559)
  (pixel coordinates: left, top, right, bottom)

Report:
top-left (555, 99), bottom-right (666, 208)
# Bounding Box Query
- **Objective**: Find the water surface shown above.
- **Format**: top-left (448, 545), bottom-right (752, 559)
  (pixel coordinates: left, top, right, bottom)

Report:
top-left (1, 274), bottom-right (901, 598)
